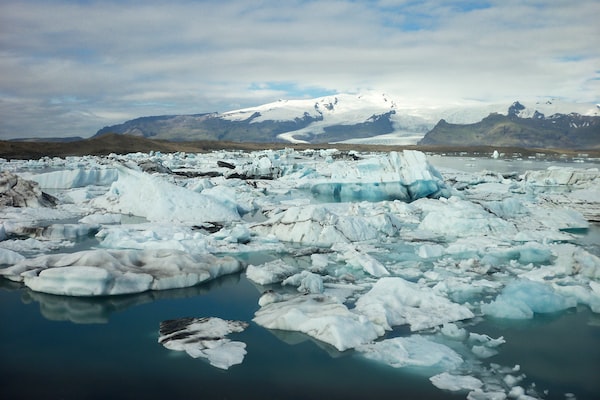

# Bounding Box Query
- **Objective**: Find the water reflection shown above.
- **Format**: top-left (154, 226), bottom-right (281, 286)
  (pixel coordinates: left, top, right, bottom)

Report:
top-left (267, 328), bottom-right (348, 358)
top-left (12, 272), bottom-right (242, 324)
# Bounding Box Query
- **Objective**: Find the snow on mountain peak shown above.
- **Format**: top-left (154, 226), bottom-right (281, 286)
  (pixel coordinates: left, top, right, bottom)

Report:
top-left (221, 93), bottom-right (397, 123)
top-left (218, 93), bottom-right (598, 144)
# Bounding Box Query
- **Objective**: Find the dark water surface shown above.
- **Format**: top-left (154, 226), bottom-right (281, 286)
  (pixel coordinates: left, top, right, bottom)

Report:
top-left (1, 269), bottom-right (599, 400)
top-left (1, 274), bottom-right (467, 400)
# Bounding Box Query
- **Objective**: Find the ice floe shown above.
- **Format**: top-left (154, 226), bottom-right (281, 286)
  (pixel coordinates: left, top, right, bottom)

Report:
top-left (357, 335), bottom-right (463, 370)
top-left (0, 171), bottom-right (57, 207)
top-left (91, 165), bottom-right (240, 224)
top-left (354, 277), bottom-right (475, 331)
top-left (481, 280), bottom-right (577, 319)
top-left (430, 372), bottom-right (483, 392)
top-left (253, 294), bottom-right (383, 351)
top-left (0, 249), bottom-right (242, 296)
top-left (158, 317), bottom-right (249, 369)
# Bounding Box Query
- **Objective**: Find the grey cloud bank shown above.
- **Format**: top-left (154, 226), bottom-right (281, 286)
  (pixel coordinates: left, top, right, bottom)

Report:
top-left (1, 0), bottom-right (599, 139)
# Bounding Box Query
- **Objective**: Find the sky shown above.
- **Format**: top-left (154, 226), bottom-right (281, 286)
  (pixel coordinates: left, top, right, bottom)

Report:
top-left (1, 0), bottom-right (599, 139)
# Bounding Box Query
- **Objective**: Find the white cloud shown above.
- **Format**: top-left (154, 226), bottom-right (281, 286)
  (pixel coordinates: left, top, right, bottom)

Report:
top-left (0, 0), bottom-right (598, 138)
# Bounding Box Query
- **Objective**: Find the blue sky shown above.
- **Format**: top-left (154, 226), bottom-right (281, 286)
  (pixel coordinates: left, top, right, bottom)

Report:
top-left (1, 0), bottom-right (599, 139)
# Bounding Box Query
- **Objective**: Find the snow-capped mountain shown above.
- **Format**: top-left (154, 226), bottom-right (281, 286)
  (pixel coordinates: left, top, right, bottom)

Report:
top-left (95, 93), bottom-right (600, 145)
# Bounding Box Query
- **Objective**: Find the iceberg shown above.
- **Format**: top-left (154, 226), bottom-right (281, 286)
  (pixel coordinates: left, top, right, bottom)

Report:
top-left (0, 249), bottom-right (242, 296)
top-left (357, 336), bottom-right (463, 370)
top-left (24, 167), bottom-right (119, 189)
top-left (0, 247), bottom-right (25, 265)
top-left (354, 277), bottom-right (474, 331)
top-left (253, 294), bottom-right (383, 351)
top-left (430, 372), bottom-right (483, 392)
top-left (91, 165), bottom-right (240, 224)
top-left (481, 280), bottom-right (577, 319)
top-left (282, 270), bottom-right (324, 294)
top-left (250, 202), bottom-right (402, 246)
top-left (246, 259), bottom-right (300, 285)
top-left (0, 171), bottom-right (57, 208)
top-left (309, 150), bottom-right (449, 202)
top-left (158, 317), bottom-right (249, 370)
top-left (416, 196), bottom-right (517, 239)
top-left (522, 166), bottom-right (599, 186)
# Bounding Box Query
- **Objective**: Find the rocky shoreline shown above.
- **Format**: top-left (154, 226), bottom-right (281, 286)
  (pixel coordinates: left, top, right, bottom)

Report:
top-left (2, 133), bottom-right (599, 160)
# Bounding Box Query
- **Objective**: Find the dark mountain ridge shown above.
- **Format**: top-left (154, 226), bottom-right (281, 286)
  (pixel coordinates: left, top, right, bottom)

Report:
top-left (418, 102), bottom-right (600, 149)
top-left (92, 98), bottom-right (600, 149)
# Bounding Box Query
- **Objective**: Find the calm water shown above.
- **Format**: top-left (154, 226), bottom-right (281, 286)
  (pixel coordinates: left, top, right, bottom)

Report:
top-left (0, 273), bottom-right (466, 400)
top-left (1, 262), bottom-right (599, 399)
top-left (1, 155), bottom-right (599, 399)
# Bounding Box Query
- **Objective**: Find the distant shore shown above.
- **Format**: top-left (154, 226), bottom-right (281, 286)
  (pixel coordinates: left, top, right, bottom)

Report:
top-left (1, 133), bottom-right (599, 160)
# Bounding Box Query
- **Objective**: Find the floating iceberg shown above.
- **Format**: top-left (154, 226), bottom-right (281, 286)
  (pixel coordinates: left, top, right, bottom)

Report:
top-left (481, 280), bottom-right (577, 319)
top-left (0, 249), bottom-right (242, 296)
top-left (357, 336), bottom-right (463, 370)
top-left (355, 277), bottom-right (475, 331)
top-left (430, 372), bottom-right (483, 392)
top-left (309, 150), bottom-right (450, 202)
top-left (522, 166), bottom-right (599, 186)
top-left (253, 294), bottom-right (383, 351)
top-left (250, 202), bottom-right (402, 246)
top-left (416, 196), bottom-right (517, 239)
top-left (0, 171), bottom-right (57, 208)
top-left (158, 317), bottom-right (249, 370)
top-left (246, 259), bottom-right (300, 285)
top-left (24, 167), bottom-right (119, 189)
top-left (91, 165), bottom-right (240, 224)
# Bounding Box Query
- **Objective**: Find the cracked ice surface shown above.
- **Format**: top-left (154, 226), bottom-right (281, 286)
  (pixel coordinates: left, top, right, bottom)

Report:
top-left (2, 149), bottom-right (600, 399)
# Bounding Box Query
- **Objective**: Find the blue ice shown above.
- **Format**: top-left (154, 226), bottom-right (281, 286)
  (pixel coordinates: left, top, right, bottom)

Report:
top-left (481, 280), bottom-right (577, 319)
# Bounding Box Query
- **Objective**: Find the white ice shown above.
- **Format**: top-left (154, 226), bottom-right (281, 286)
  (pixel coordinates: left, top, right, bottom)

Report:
top-left (357, 336), bottom-right (463, 370)
top-left (481, 280), bottom-right (577, 319)
top-left (158, 317), bottom-right (248, 370)
top-left (0, 249), bottom-right (242, 296)
top-left (430, 372), bottom-right (483, 392)
top-left (308, 150), bottom-right (450, 202)
top-left (253, 294), bottom-right (383, 351)
top-left (354, 277), bottom-right (475, 331)
top-left (91, 165), bottom-right (240, 224)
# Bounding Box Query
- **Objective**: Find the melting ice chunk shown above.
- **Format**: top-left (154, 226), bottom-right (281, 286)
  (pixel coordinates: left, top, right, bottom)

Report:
top-left (355, 277), bottom-right (474, 331)
top-left (481, 279), bottom-right (577, 319)
top-left (0, 249), bottom-right (242, 296)
top-left (309, 150), bottom-right (449, 202)
top-left (91, 165), bottom-right (240, 224)
top-left (158, 317), bottom-right (249, 370)
top-left (246, 259), bottom-right (299, 285)
top-left (357, 336), bottom-right (463, 370)
top-left (253, 294), bottom-right (383, 351)
top-left (429, 372), bottom-right (483, 392)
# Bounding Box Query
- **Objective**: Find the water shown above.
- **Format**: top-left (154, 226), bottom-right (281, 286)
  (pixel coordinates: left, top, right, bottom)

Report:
top-left (427, 153), bottom-right (600, 174)
top-left (471, 307), bottom-right (600, 399)
top-left (2, 263), bottom-right (599, 399)
top-left (0, 275), bottom-right (463, 400)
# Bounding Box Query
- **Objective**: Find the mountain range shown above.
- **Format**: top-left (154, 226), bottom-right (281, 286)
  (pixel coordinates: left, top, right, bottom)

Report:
top-left (95, 93), bottom-right (600, 149)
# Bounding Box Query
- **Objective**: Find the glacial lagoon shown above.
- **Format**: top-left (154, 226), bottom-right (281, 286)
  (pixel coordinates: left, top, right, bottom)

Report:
top-left (1, 150), bottom-right (599, 399)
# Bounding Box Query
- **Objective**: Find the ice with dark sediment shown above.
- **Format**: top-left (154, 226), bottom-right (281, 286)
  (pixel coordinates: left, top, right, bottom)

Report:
top-left (158, 317), bottom-right (249, 370)
top-left (0, 249), bottom-right (242, 296)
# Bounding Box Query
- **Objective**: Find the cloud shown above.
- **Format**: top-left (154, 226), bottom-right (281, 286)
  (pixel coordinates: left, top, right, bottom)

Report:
top-left (0, 0), bottom-right (598, 138)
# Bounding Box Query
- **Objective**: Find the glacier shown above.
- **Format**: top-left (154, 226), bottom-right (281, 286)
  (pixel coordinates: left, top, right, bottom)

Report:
top-left (1, 148), bottom-right (600, 399)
